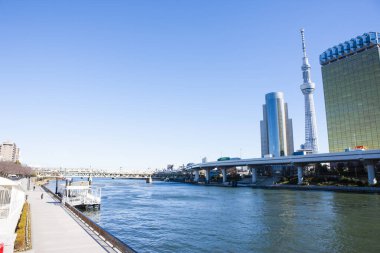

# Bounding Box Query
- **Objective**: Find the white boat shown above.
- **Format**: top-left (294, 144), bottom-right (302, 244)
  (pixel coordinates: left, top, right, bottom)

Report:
top-left (58, 180), bottom-right (101, 209)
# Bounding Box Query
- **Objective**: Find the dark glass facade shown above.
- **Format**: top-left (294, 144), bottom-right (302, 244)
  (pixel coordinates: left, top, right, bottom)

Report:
top-left (321, 45), bottom-right (380, 152)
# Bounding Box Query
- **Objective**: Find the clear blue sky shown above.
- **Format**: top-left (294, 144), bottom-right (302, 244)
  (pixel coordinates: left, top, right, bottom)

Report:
top-left (0, 0), bottom-right (379, 170)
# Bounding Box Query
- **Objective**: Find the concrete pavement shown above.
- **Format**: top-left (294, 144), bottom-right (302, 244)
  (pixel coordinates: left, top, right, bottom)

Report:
top-left (28, 186), bottom-right (114, 253)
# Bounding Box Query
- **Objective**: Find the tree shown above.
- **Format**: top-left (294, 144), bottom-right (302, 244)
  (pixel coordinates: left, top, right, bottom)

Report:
top-left (0, 162), bottom-right (32, 177)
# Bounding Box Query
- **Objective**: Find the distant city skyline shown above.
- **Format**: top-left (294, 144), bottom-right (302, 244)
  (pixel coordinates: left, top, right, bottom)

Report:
top-left (0, 0), bottom-right (379, 170)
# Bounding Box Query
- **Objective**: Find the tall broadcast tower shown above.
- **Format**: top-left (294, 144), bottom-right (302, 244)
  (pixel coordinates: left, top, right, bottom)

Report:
top-left (300, 29), bottom-right (318, 153)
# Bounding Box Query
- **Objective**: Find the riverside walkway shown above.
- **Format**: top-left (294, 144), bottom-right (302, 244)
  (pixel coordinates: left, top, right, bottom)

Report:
top-left (28, 186), bottom-right (117, 253)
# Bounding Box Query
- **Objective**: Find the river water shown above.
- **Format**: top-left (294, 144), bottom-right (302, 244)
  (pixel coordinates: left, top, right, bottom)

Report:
top-left (49, 178), bottom-right (380, 253)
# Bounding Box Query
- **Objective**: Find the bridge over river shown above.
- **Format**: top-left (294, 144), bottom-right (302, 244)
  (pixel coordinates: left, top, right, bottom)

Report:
top-left (33, 167), bottom-right (152, 179)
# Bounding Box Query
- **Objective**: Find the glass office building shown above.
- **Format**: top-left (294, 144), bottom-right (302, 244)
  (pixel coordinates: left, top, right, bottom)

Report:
top-left (260, 92), bottom-right (294, 157)
top-left (320, 32), bottom-right (380, 152)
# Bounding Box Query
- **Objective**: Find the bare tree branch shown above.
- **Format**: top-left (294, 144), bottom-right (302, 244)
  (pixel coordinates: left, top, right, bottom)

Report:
top-left (0, 162), bottom-right (32, 177)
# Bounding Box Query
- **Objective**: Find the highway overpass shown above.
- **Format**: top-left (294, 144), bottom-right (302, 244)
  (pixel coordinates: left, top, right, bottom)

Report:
top-left (189, 149), bottom-right (380, 185)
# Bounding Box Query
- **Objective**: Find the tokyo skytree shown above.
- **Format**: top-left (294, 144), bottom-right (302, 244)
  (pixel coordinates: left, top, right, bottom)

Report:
top-left (300, 29), bottom-right (318, 153)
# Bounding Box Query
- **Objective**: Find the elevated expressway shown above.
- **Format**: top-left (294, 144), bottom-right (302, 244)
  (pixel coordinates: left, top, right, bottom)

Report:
top-left (189, 150), bottom-right (380, 185)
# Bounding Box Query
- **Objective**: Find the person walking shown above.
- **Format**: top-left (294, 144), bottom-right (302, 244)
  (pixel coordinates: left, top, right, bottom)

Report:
top-left (41, 193), bottom-right (44, 200)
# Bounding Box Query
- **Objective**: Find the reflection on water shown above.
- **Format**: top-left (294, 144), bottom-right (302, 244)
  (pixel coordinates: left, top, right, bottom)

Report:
top-left (49, 179), bottom-right (380, 253)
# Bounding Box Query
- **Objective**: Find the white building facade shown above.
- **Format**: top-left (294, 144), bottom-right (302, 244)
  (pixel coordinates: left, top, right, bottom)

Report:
top-left (0, 142), bottom-right (20, 162)
top-left (0, 177), bottom-right (26, 253)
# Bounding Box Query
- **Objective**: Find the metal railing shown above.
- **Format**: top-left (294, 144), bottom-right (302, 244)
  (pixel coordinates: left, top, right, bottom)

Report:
top-left (41, 185), bottom-right (137, 253)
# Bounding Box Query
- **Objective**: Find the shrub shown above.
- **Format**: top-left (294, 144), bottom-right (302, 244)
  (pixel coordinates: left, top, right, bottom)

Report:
top-left (14, 202), bottom-right (31, 251)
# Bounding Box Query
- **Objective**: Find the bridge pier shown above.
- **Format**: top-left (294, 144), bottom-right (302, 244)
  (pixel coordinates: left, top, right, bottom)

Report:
top-left (251, 168), bottom-right (257, 184)
top-left (221, 168), bottom-right (227, 183)
top-left (366, 161), bottom-right (377, 185)
top-left (205, 168), bottom-right (210, 184)
top-left (194, 170), bottom-right (199, 182)
top-left (297, 166), bottom-right (303, 185)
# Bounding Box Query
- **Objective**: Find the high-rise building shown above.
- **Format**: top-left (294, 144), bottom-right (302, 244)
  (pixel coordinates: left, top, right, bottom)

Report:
top-left (320, 32), bottom-right (380, 152)
top-left (0, 141), bottom-right (20, 162)
top-left (260, 92), bottom-right (294, 157)
top-left (300, 29), bottom-right (319, 153)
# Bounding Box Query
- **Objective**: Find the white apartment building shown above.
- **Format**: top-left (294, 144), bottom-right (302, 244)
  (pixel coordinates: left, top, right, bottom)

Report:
top-left (0, 142), bottom-right (20, 162)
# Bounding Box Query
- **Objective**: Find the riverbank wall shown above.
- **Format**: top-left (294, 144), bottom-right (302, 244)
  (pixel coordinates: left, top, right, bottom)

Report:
top-left (181, 181), bottom-right (380, 193)
top-left (256, 184), bottom-right (380, 193)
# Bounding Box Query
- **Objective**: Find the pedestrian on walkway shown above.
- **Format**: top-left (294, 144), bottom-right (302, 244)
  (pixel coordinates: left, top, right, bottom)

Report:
top-left (41, 193), bottom-right (44, 200)
top-left (33, 186), bottom-right (35, 191)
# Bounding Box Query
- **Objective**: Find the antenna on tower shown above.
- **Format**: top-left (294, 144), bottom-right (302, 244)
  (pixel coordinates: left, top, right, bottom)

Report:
top-left (300, 28), bottom-right (307, 57)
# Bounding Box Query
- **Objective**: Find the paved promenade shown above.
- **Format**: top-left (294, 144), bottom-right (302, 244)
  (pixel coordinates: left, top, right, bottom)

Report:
top-left (28, 186), bottom-right (115, 253)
